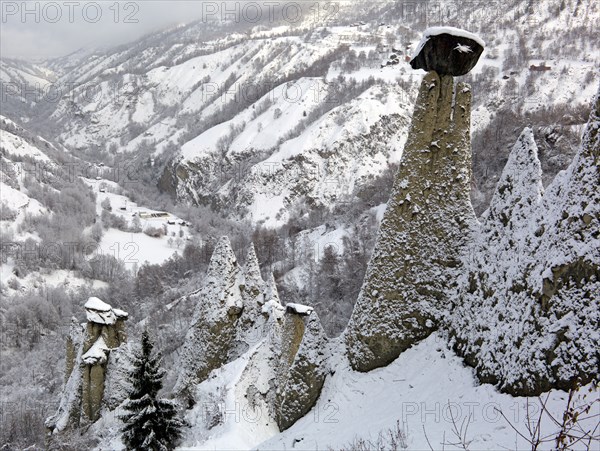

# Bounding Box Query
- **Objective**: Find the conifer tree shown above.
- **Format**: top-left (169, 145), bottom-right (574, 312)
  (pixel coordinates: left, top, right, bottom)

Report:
top-left (121, 330), bottom-right (184, 451)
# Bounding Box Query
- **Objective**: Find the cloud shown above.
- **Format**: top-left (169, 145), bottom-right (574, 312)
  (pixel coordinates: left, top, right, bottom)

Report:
top-left (0, 1), bottom-right (215, 60)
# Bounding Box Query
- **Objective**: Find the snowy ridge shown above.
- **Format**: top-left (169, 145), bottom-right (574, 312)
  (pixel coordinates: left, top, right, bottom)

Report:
top-left (173, 237), bottom-right (248, 397)
top-left (448, 85), bottom-right (600, 394)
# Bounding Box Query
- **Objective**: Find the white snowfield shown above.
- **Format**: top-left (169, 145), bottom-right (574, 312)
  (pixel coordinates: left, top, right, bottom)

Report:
top-left (0, 128), bottom-right (53, 163)
top-left (257, 335), bottom-right (596, 451)
top-left (0, 182), bottom-right (45, 214)
top-left (93, 333), bottom-right (594, 451)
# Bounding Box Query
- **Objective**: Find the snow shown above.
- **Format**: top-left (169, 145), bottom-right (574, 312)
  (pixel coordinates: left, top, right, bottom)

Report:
top-left (0, 267), bottom-right (108, 295)
top-left (0, 182), bottom-right (45, 214)
top-left (371, 203), bottom-right (388, 223)
top-left (257, 334), bottom-right (598, 451)
top-left (81, 177), bottom-right (191, 266)
top-left (164, 333), bottom-right (599, 451)
top-left (246, 193), bottom-right (288, 229)
top-left (85, 296), bottom-right (112, 312)
top-left (180, 78), bottom-right (331, 161)
top-left (82, 336), bottom-right (110, 365)
top-left (113, 308), bottom-right (128, 319)
top-left (96, 228), bottom-right (181, 267)
top-left (285, 303), bottom-right (314, 316)
top-left (180, 341), bottom-right (278, 450)
top-left (448, 94), bottom-right (599, 393)
top-left (262, 299), bottom-right (285, 316)
top-left (84, 296), bottom-right (127, 325)
top-left (454, 43), bottom-right (473, 53)
top-left (0, 129), bottom-right (53, 162)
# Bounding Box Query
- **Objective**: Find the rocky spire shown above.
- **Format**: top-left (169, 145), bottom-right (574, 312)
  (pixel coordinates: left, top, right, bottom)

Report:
top-left (241, 243), bottom-right (266, 319)
top-left (174, 236), bottom-right (244, 401)
top-left (344, 71), bottom-right (478, 372)
top-left (265, 272), bottom-right (281, 305)
top-left (243, 243), bottom-right (264, 295)
top-left (46, 298), bottom-right (128, 434)
top-left (480, 126), bottom-right (545, 278)
top-left (276, 310), bottom-right (329, 431)
top-left (484, 127), bottom-right (544, 237)
top-left (526, 84), bottom-right (600, 386)
top-left (229, 244), bottom-right (268, 359)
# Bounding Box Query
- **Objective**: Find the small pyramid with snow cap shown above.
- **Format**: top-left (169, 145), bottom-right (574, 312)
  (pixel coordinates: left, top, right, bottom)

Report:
top-left (483, 127), bottom-right (544, 250)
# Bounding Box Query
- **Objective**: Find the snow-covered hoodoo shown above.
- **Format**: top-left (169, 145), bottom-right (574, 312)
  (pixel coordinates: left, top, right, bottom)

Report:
top-left (170, 236), bottom-right (330, 430)
top-left (275, 310), bottom-right (329, 431)
top-left (448, 85), bottom-right (600, 395)
top-left (46, 298), bottom-right (128, 434)
top-left (173, 236), bottom-right (245, 404)
top-left (345, 26), bottom-right (597, 395)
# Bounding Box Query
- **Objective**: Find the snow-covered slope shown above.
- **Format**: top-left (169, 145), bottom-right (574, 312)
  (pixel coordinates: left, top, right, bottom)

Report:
top-left (0, 59), bottom-right (56, 122)
top-left (170, 81), bottom-right (411, 227)
top-left (89, 331), bottom-right (598, 451)
top-left (260, 334), bottom-right (598, 451)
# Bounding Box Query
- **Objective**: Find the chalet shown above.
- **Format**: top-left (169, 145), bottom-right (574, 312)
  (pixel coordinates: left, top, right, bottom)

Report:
top-left (529, 63), bottom-right (551, 72)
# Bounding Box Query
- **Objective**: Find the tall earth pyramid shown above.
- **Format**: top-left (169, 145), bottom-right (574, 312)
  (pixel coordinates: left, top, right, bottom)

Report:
top-left (344, 71), bottom-right (478, 371)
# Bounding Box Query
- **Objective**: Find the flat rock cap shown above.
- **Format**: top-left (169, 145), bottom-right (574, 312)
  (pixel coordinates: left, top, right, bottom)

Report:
top-left (410, 27), bottom-right (485, 76)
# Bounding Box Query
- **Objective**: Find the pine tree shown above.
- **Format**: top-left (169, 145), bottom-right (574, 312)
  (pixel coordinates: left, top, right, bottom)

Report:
top-left (120, 330), bottom-right (184, 451)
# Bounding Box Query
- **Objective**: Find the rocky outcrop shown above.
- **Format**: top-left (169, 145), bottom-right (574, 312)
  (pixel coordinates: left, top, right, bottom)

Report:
top-left (171, 237), bottom-right (330, 432)
top-left (174, 236), bottom-right (244, 403)
top-left (410, 27), bottom-right (485, 76)
top-left (233, 295), bottom-right (329, 432)
top-left (276, 311), bottom-right (329, 431)
top-left (165, 83), bottom-right (411, 224)
top-left (344, 71), bottom-right (478, 372)
top-left (448, 86), bottom-right (600, 395)
top-left (343, 74), bottom-right (597, 392)
top-left (231, 281), bottom-right (285, 432)
top-left (46, 298), bottom-right (128, 434)
top-left (229, 244), bottom-right (269, 360)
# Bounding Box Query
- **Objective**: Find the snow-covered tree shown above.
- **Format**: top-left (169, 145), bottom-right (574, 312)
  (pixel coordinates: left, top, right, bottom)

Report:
top-left (120, 330), bottom-right (184, 451)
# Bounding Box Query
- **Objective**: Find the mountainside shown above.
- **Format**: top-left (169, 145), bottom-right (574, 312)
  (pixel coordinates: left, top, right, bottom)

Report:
top-left (5, 0), bottom-right (595, 219)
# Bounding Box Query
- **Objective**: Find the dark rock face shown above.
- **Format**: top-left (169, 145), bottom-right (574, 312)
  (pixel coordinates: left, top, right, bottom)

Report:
top-left (345, 72), bottom-right (477, 372)
top-left (410, 33), bottom-right (484, 76)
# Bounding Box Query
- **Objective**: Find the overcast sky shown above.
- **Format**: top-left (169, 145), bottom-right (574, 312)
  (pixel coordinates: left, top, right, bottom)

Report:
top-left (1, 1), bottom-right (223, 60)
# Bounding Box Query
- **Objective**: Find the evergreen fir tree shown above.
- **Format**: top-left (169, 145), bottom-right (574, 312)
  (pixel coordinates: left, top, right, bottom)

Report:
top-left (120, 330), bottom-right (185, 451)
